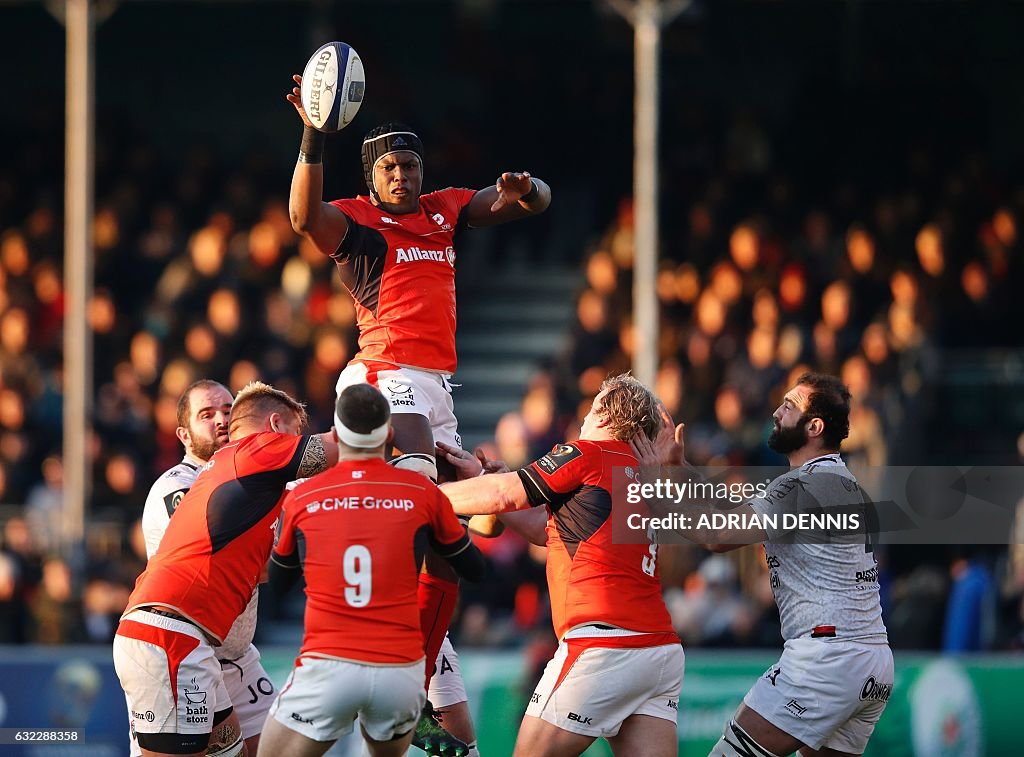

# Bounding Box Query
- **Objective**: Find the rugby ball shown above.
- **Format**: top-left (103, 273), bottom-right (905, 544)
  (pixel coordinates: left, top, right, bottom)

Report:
top-left (300, 41), bottom-right (365, 132)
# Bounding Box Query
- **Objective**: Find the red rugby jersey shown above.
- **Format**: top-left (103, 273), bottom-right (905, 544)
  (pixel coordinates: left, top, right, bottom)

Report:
top-left (272, 457), bottom-right (470, 664)
top-left (125, 432), bottom-right (309, 643)
top-left (518, 439), bottom-right (675, 641)
top-left (329, 188), bottom-right (476, 374)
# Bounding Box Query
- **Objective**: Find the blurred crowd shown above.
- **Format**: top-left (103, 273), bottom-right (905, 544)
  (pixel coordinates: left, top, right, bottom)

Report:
top-left (1, 109), bottom-right (1023, 655)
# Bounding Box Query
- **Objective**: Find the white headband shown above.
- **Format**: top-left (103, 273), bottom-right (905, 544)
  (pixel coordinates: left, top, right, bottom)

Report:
top-left (334, 412), bottom-right (389, 449)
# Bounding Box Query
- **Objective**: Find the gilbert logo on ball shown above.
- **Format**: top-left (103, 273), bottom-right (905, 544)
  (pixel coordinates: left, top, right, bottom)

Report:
top-left (301, 41), bottom-right (365, 132)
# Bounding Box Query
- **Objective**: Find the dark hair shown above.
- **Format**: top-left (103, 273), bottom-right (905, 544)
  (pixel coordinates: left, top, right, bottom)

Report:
top-left (176, 380), bottom-right (230, 429)
top-left (336, 384), bottom-right (391, 433)
top-left (361, 122), bottom-right (424, 190)
top-left (796, 372), bottom-right (851, 449)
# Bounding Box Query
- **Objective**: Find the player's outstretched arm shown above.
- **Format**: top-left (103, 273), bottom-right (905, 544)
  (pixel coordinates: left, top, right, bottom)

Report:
top-left (497, 507), bottom-right (547, 546)
top-left (464, 171), bottom-right (551, 228)
top-left (441, 471), bottom-right (531, 515)
top-left (286, 74), bottom-right (351, 255)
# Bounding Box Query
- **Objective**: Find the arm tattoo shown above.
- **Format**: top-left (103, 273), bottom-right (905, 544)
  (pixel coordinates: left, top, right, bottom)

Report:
top-left (297, 435), bottom-right (329, 478)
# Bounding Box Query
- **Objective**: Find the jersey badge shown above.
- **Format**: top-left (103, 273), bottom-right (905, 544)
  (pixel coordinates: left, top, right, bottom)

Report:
top-left (163, 488), bottom-right (190, 517)
top-left (537, 444), bottom-right (582, 474)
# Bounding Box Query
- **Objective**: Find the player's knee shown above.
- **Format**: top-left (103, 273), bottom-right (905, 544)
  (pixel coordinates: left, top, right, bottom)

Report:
top-left (390, 452), bottom-right (438, 482)
top-left (709, 719), bottom-right (782, 757)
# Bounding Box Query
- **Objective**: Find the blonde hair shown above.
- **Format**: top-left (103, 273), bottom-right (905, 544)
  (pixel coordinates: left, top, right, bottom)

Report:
top-left (598, 373), bottom-right (662, 442)
top-left (229, 381), bottom-right (308, 434)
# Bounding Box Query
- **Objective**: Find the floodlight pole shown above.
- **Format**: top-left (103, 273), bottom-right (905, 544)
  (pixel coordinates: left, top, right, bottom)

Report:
top-left (63, 0), bottom-right (95, 560)
top-left (607, 0), bottom-right (689, 387)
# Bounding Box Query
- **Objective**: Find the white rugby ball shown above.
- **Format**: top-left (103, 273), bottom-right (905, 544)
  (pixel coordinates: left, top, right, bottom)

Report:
top-left (300, 41), bottom-right (365, 132)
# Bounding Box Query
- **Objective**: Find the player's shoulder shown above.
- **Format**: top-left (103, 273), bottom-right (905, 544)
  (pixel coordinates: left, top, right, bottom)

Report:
top-left (148, 460), bottom-right (199, 497)
top-left (143, 460), bottom-right (199, 521)
top-left (532, 440), bottom-right (598, 477)
top-left (330, 195), bottom-right (376, 220)
top-left (421, 187), bottom-right (476, 211)
top-left (236, 431), bottom-right (301, 450)
top-left (423, 186), bottom-right (475, 200)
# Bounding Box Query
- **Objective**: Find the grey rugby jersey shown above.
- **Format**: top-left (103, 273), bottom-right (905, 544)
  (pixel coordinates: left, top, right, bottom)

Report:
top-left (748, 454), bottom-right (887, 643)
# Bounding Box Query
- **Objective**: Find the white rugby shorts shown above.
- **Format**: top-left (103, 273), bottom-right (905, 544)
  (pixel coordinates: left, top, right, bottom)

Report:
top-left (743, 638), bottom-right (894, 753)
top-left (270, 655), bottom-right (426, 742)
top-left (115, 609), bottom-right (231, 740)
top-left (337, 362), bottom-right (461, 448)
top-left (219, 644), bottom-right (275, 740)
top-left (428, 635), bottom-right (468, 709)
top-left (128, 642), bottom-right (273, 756)
top-left (527, 637), bottom-right (684, 738)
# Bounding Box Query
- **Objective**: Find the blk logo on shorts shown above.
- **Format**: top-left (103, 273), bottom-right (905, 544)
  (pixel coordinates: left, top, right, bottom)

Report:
top-left (567, 712), bottom-right (593, 725)
top-left (530, 692), bottom-right (541, 704)
top-left (291, 712), bottom-right (314, 725)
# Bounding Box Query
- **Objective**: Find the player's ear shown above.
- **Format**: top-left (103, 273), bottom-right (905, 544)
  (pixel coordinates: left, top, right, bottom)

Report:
top-left (806, 416), bottom-right (825, 439)
top-left (268, 412), bottom-right (281, 433)
top-left (175, 426), bottom-right (190, 447)
top-left (386, 425), bottom-right (395, 444)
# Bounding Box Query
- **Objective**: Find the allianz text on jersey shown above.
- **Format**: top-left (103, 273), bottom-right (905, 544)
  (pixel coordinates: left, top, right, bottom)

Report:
top-left (395, 246), bottom-right (456, 267)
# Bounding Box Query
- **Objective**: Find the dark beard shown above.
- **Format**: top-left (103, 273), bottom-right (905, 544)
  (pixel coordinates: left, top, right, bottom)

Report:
top-left (190, 434), bottom-right (219, 462)
top-left (767, 420), bottom-right (808, 455)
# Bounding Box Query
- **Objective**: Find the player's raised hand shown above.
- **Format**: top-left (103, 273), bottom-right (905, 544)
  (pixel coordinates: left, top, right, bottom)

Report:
top-left (653, 403), bottom-right (688, 466)
top-left (630, 430), bottom-right (659, 469)
top-left (436, 441), bottom-right (484, 480)
top-left (286, 74), bottom-right (314, 128)
top-left (474, 446), bottom-right (510, 474)
top-left (490, 171), bottom-right (534, 212)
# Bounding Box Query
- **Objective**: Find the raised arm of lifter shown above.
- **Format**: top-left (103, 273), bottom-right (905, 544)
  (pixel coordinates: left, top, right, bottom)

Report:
top-left (465, 171), bottom-right (551, 228)
top-left (286, 74), bottom-right (351, 255)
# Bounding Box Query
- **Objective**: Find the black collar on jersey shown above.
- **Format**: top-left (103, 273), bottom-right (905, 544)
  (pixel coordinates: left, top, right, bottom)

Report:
top-left (361, 130), bottom-right (424, 200)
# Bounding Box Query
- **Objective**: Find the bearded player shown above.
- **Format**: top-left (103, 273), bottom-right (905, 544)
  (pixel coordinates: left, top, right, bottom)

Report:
top-left (634, 373), bottom-right (893, 757)
top-left (127, 380), bottom-right (276, 756)
top-left (114, 382), bottom-right (337, 757)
